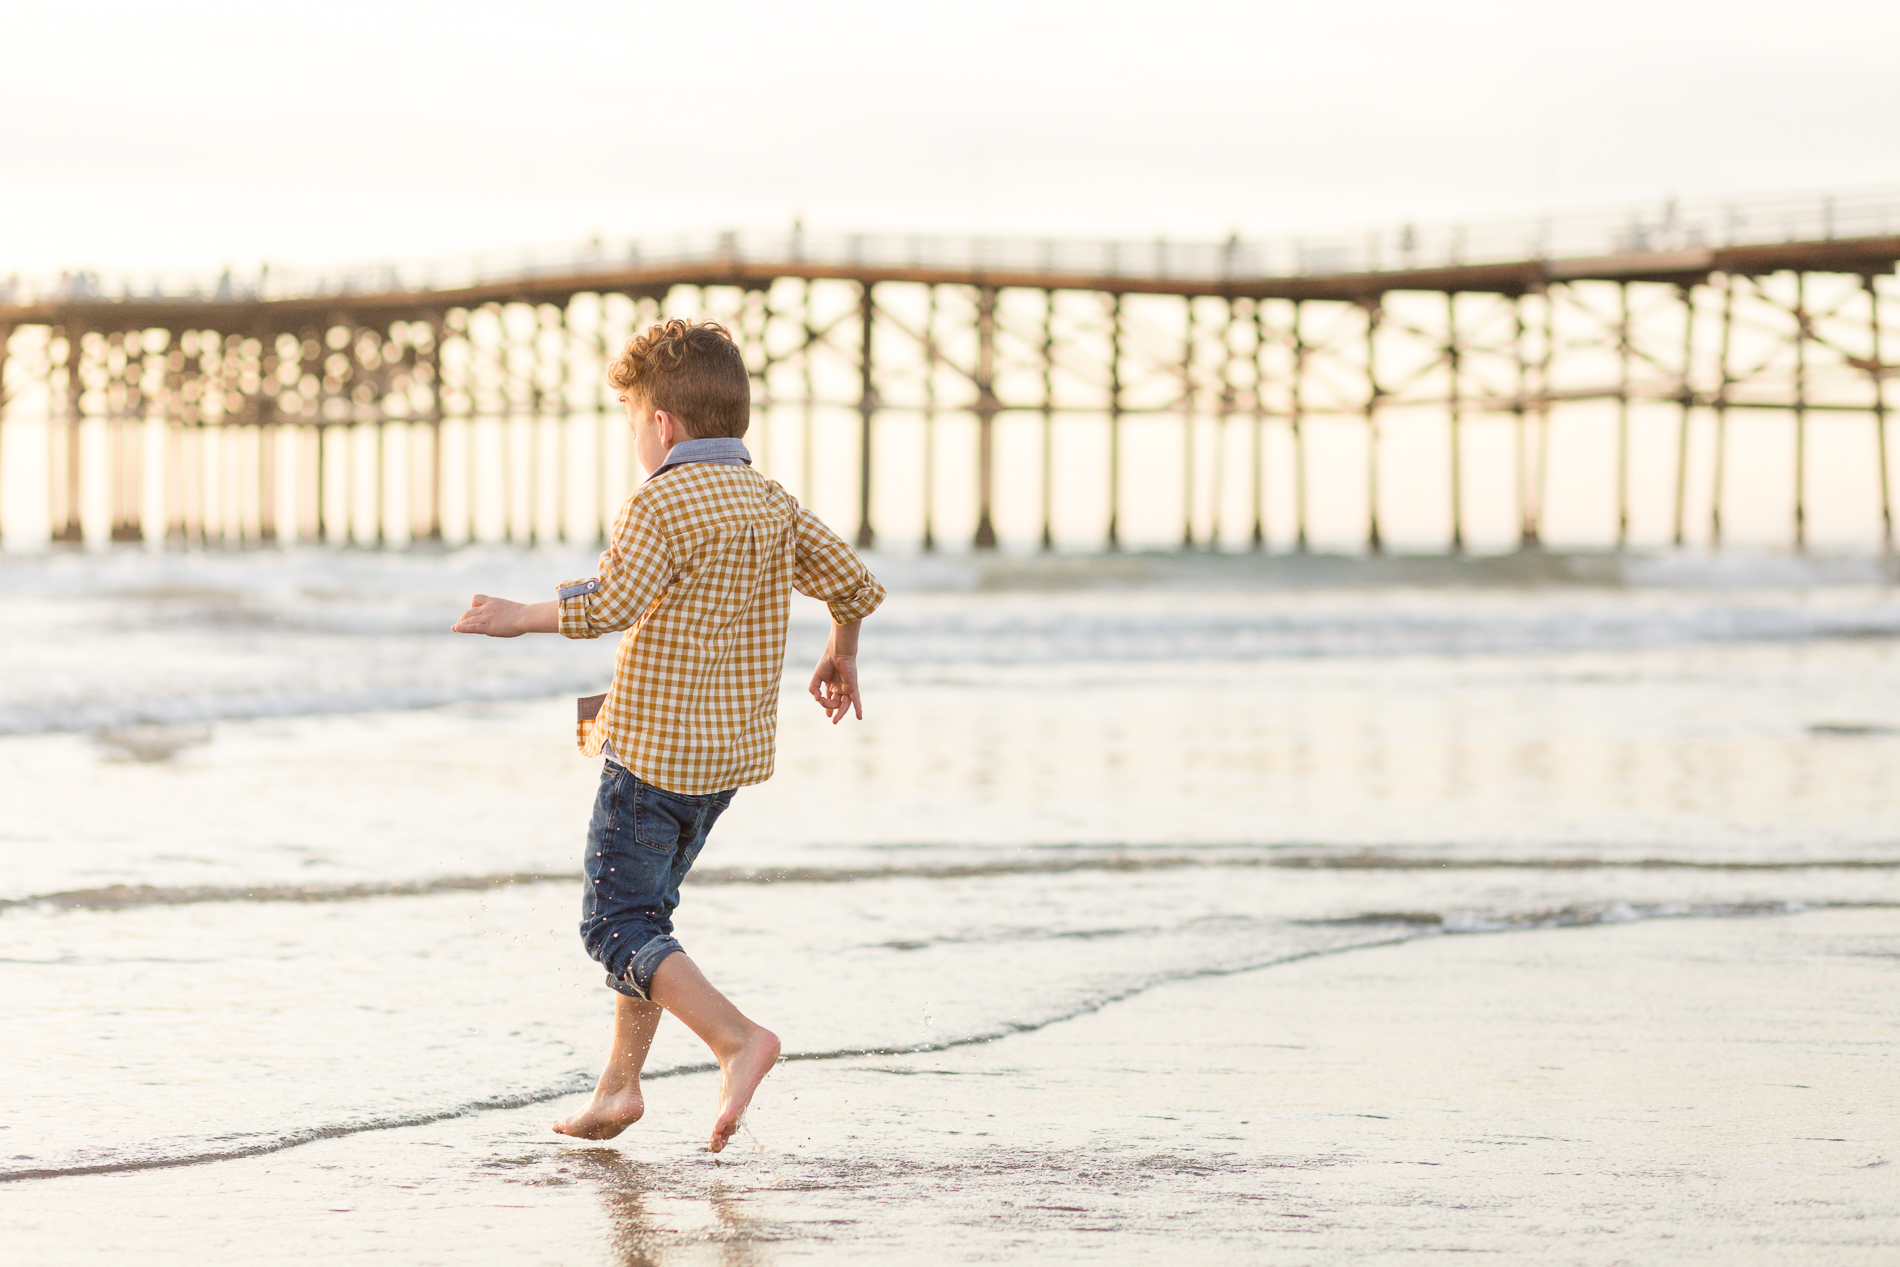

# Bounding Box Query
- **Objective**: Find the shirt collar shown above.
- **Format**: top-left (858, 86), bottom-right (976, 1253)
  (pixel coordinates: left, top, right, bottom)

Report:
top-left (647, 436), bottom-right (753, 481)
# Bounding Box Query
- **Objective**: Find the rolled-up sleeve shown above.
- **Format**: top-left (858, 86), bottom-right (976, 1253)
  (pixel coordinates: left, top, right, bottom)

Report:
top-left (792, 507), bottom-right (886, 625)
top-left (557, 496), bottom-right (676, 639)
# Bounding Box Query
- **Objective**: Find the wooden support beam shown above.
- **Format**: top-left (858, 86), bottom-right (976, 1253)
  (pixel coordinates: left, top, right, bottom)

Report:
top-left (1039, 288), bottom-right (1055, 551)
top-left (593, 301), bottom-right (611, 545)
top-left (427, 311), bottom-right (444, 542)
top-left (1530, 289), bottom-right (1554, 547)
top-left (0, 324), bottom-right (10, 540)
top-left (1511, 296), bottom-right (1531, 547)
top-left (553, 304), bottom-right (571, 545)
top-left (973, 285), bottom-right (998, 550)
top-left (1364, 299), bottom-right (1384, 554)
top-left (1672, 284), bottom-right (1696, 547)
top-left (58, 324), bottom-right (84, 543)
top-left (1793, 272), bottom-right (1809, 551)
top-left (1447, 292), bottom-right (1464, 553)
top-left (922, 285), bottom-right (940, 553)
top-left (1868, 274), bottom-right (1893, 551)
top-left (1291, 300), bottom-right (1309, 552)
top-left (1616, 281), bottom-right (1632, 549)
top-left (855, 281), bottom-right (876, 550)
top-left (1180, 297), bottom-right (1197, 549)
top-left (252, 326), bottom-right (276, 546)
top-left (1106, 293), bottom-right (1123, 550)
top-left (1710, 274), bottom-right (1736, 547)
top-left (1249, 300), bottom-right (1266, 550)
top-left (800, 281), bottom-right (816, 513)
top-left (1209, 299), bottom-right (1238, 550)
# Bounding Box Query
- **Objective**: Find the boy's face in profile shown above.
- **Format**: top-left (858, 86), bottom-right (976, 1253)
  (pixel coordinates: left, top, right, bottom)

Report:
top-left (621, 390), bottom-right (677, 476)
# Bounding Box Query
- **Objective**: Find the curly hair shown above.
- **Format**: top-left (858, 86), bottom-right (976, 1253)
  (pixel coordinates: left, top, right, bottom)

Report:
top-left (606, 319), bottom-right (750, 438)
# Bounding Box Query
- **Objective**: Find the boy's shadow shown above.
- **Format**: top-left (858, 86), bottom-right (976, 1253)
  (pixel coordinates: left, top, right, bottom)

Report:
top-left (572, 1147), bottom-right (769, 1267)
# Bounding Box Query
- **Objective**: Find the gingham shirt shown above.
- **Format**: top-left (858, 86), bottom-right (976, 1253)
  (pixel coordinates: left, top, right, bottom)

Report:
top-left (557, 462), bottom-right (885, 794)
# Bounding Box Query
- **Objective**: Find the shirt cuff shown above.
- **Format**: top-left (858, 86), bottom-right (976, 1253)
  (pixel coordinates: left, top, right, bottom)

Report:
top-left (556, 578), bottom-right (602, 639)
top-left (826, 578), bottom-right (887, 626)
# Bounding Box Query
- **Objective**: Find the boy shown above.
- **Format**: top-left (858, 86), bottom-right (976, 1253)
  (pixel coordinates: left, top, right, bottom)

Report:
top-left (452, 319), bottom-right (884, 1153)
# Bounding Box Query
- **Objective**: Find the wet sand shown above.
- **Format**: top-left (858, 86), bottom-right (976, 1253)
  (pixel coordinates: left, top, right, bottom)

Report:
top-left (6, 907), bottom-right (1893, 1264)
top-left (5, 556), bottom-right (1895, 1261)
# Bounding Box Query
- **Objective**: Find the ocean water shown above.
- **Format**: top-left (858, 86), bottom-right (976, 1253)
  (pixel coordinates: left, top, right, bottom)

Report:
top-left (1, 545), bottom-right (1897, 1256)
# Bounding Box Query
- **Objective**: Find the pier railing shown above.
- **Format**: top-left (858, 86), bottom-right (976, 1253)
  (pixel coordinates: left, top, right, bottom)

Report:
top-left (9, 185), bottom-right (1899, 308)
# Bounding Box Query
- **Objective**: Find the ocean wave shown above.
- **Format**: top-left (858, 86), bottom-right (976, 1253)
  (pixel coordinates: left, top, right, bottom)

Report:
top-left (3, 547), bottom-right (1897, 735)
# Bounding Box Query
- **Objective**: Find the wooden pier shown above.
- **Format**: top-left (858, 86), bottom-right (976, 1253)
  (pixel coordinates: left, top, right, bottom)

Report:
top-left (1, 187), bottom-right (1895, 554)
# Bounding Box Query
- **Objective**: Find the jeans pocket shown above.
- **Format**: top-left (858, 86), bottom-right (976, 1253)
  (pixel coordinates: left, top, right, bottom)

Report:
top-left (589, 764), bottom-right (624, 837)
top-left (603, 765), bottom-right (625, 832)
top-left (632, 785), bottom-right (689, 855)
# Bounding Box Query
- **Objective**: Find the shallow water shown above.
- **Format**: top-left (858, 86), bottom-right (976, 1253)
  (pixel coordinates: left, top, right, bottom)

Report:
top-left (1, 547), bottom-right (1896, 1259)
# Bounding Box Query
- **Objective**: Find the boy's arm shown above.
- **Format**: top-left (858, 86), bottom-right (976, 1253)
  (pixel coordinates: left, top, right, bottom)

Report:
top-left (451, 596), bottom-right (557, 637)
top-left (451, 496), bottom-right (675, 641)
top-left (790, 507), bottom-right (885, 624)
top-left (792, 507), bottom-right (884, 722)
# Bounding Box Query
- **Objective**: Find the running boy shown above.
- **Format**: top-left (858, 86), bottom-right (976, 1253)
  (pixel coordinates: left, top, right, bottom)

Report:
top-left (451, 319), bottom-right (884, 1153)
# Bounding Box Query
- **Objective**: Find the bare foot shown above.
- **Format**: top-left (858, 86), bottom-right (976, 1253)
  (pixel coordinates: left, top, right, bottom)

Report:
top-left (709, 1027), bottom-right (780, 1153)
top-left (552, 1084), bottom-right (645, 1140)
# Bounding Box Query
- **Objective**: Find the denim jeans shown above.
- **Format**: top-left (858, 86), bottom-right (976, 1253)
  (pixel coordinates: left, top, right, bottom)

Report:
top-left (580, 760), bottom-right (735, 1000)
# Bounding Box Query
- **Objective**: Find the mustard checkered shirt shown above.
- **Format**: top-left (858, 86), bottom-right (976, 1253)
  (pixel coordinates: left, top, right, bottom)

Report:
top-left (556, 462), bottom-right (885, 794)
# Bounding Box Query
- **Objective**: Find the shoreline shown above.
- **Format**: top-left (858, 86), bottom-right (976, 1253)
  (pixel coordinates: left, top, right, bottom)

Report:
top-left (3, 538), bottom-right (1899, 594)
top-left (6, 907), bottom-right (1895, 1264)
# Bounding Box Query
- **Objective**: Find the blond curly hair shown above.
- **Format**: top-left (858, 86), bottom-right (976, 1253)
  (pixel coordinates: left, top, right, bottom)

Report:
top-left (606, 319), bottom-right (750, 438)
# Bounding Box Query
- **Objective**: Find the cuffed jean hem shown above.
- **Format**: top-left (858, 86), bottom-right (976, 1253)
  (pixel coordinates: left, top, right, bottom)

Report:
top-left (607, 934), bottom-right (684, 1000)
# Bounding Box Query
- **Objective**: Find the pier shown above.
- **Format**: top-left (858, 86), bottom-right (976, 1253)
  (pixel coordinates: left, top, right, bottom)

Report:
top-left (1, 186), bottom-right (1895, 554)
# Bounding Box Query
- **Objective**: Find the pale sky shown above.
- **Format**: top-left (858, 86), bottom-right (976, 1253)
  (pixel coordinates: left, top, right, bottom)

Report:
top-left (3, 0), bottom-right (1896, 277)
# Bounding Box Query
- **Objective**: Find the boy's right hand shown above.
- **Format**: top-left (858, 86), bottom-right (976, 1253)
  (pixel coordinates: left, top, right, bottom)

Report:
top-left (452, 595), bottom-right (556, 637)
top-left (809, 619), bottom-right (864, 723)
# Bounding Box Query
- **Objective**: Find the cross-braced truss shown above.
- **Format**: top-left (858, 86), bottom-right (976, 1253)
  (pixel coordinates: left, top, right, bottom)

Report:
top-left (1, 227), bottom-right (1894, 553)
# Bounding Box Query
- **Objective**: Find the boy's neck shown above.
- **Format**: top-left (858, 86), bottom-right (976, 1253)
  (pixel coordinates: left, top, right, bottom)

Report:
top-left (646, 436), bottom-right (752, 481)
